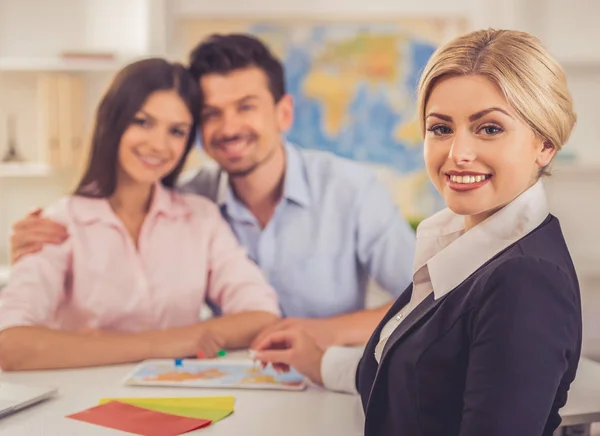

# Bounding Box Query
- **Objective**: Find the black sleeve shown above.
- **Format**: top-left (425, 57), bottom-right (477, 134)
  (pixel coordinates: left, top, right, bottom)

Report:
top-left (459, 257), bottom-right (580, 436)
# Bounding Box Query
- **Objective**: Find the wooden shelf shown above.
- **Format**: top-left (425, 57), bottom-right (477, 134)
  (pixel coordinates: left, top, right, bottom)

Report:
top-left (0, 264), bottom-right (9, 287)
top-left (0, 57), bottom-right (130, 72)
top-left (576, 260), bottom-right (600, 279)
top-left (553, 161), bottom-right (600, 175)
top-left (561, 60), bottom-right (600, 74)
top-left (0, 162), bottom-right (53, 177)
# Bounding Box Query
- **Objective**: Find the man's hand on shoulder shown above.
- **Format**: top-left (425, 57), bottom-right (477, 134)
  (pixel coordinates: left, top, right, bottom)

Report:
top-left (10, 209), bottom-right (68, 264)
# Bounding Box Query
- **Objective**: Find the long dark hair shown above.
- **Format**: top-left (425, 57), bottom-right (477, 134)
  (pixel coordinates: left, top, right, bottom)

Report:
top-left (75, 58), bottom-right (201, 197)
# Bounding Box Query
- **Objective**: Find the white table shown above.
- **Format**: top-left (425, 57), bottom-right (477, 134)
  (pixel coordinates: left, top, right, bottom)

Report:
top-left (2, 356), bottom-right (600, 436)
top-left (0, 354), bottom-right (365, 436)
top-left (554, 358), bottom-right (600, 436)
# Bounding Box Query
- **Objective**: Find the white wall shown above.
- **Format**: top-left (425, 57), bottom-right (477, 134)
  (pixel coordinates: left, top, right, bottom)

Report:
top-left (82, 0), bottom-right (150, 57)
top-left (515, 0), bottom-right (600, 164)
top-left (0, 0), bottom-right (86, 57)
top-left (174, 0), bottom-right (469, 16)
top-left (533, 0), bottom-right (600, 63)
top-left (0, 0), bottom-right (151, 59)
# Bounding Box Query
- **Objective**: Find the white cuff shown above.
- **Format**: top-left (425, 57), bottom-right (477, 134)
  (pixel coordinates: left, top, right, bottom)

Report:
top-left (321, 345), bottom-right (364, 394)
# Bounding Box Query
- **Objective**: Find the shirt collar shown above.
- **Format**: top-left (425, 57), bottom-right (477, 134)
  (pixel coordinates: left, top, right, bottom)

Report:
top-left (217, 142), bottom-right (311, 214)
top-left (414, 179), bottom-right (549, 299)
top-left (216, 172), bottom-right (255, 223)
top-left (282, 143), bottom-right (311, 207)
top-left (72, 183), bottom-right (190, 225)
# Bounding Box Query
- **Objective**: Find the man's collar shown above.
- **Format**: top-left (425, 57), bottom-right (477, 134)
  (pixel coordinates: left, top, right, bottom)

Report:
top-left (282, 143), bottom-right (310, 207)
top-left (217, 142), bottom-right (311, 213)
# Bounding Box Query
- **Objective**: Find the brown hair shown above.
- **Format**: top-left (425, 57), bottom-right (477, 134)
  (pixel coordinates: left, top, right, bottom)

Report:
top-left (188, 33), bottom-right (286, 105)
top-left (75, 58), bottom-right (201, 197)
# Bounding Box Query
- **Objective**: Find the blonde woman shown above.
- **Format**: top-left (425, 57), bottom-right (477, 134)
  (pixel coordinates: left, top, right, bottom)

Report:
top-left (253, 29), bottom-right (582, 436)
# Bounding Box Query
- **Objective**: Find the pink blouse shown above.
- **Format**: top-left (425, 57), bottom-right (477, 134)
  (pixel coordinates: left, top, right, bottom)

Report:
top-left (0, 184), bottom-right (281, 333)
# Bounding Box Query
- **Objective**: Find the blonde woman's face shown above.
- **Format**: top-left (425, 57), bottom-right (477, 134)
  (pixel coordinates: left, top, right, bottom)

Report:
top-left (423, 75), bottom-right (555, 229)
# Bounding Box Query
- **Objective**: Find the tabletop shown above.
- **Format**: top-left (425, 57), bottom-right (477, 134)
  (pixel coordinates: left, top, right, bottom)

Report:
top-left (0, 353), bottom-right (364, 436)
top-left (557, 357), bottom-right (600, 427)
top-left (1, 355), bottom-right (600, 436)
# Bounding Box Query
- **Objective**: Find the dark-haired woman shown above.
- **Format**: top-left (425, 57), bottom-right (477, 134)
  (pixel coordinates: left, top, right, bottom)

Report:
top-left (0, 59), bottom-right (280, 371)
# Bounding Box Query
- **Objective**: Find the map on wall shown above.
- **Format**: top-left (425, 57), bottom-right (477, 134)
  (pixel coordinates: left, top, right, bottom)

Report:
top-left (183, 18), bottom-right (465, 223)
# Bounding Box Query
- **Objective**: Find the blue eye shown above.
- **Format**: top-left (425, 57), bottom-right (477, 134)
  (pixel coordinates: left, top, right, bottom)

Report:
top-left (427, 125), bottom-right (453, 136)
top-left (479, 125), bottom-right (503, 135)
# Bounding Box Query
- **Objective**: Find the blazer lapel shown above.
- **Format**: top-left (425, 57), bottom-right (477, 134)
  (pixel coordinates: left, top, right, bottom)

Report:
top-left (369, 286), bottom-right (413, 349)
top-left (362, 285), bottom-right (413, 412)
top-left (379, 292), bottom-right (446, 363)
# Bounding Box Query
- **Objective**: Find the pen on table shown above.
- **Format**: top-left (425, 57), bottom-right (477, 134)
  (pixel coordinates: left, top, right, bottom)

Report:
top-left (171, 350), bottom-right (228, 368)
top-left (195, 350), bottom-right (227, 359)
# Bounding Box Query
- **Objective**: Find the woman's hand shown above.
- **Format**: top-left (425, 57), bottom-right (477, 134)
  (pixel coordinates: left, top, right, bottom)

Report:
top-left (148, 324), bottom-right (226, 359)
top-left (251, 317), bottom-right (339, 349)
top-left (252, 327), bottom-right (325, 386)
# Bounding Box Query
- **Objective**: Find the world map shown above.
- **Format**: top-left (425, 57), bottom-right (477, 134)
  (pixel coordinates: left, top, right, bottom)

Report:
top-left (125, 360), bottom-right (305, 390)
top-left (182, 19), bottom-right (458, 223)
top-left (249, 23), bottom-right (446, 224)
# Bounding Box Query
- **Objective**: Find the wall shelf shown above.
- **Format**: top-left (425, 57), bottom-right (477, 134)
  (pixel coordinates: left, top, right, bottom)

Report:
top-left (553, 161), bottom-right (600, 175)
top-left (0, 264), bottom-right (9, 287)
top-left (0, 57), bottom-right (131, 72)
top-left (576, 260), bottom-right (600, 280)
top-left (560, 58), bottom-right (600, 75)
top-left (0, 162), bottom-right (53, 177)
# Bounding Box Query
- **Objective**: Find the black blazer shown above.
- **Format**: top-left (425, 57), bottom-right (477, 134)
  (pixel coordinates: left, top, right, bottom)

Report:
top-left (356, 215), bottom-right (582, 436)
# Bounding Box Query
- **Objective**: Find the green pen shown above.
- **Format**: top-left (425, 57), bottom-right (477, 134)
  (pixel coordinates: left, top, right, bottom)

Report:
top-left (195, 350), bottom-right (227, 359)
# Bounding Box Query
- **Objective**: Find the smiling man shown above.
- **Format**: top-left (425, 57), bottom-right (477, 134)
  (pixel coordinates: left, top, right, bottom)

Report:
top-left (10, 34), bottom-right (416, 348)
top-left (181, 34), bottom-right (416, 347)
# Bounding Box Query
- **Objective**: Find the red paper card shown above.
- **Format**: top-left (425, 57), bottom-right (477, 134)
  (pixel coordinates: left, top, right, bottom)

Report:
top-left (66, 401), bottom-right (211, 435)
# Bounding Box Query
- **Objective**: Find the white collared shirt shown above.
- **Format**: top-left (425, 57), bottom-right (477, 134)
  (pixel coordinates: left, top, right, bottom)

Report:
top-left (321, 180), bottom-right (550, 393)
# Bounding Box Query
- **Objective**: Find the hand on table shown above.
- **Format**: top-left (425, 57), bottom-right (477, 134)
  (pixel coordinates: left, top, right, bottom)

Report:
top-left (251, 317), bottom-right (338, 350)
top-left (252, 327), bottom-right (325, 386)
top-left (11, 209), bottom-right (69, 264)
top-left (149, 324), bottom-right (226, 359)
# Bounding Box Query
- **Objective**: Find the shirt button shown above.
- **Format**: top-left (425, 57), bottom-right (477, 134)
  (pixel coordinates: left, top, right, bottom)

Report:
top-left (396, 314), bottom-right (403, 321)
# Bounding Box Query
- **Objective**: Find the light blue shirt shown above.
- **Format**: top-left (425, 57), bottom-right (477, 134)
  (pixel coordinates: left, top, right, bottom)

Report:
top-left (180, 143), bottom-right (415, 318)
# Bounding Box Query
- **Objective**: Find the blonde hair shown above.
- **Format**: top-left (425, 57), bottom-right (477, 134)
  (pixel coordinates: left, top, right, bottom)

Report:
top-left (417, 29), bottom-right (576, 155)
